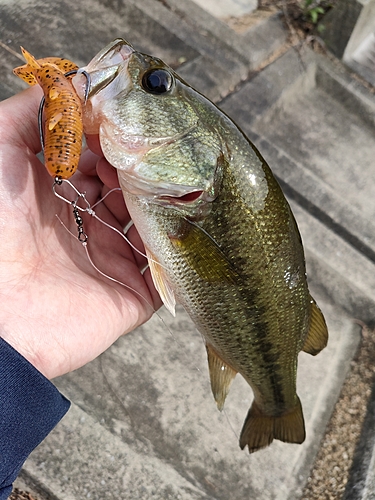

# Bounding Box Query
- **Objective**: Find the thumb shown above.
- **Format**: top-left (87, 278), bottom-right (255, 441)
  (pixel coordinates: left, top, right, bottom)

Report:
top-left (0, 85), bottom-right (43, 153)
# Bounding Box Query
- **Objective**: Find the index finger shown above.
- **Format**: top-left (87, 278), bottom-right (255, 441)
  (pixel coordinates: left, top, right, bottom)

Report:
top-left (85, 134), bottom-right (103, 157)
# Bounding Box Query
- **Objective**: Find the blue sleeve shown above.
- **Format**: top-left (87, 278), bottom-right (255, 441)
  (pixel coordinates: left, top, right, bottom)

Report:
top-left (0, 338), bottom-right (70, 499)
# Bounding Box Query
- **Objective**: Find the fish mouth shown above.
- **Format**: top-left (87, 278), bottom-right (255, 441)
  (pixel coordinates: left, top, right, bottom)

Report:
top-left (157, 190), bottom-right (205, 205)
top-left (73, 38), bottom-right (134, 100)
top-left (117, 169), bottom-right (213, 209)
top-left (119, 171), bottom-right (210, 201)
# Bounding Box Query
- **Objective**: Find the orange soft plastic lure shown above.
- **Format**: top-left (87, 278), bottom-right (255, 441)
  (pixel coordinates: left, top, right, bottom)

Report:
top-left (13, 55), bottom-right (79, 85)
top-left (13, 48), bottom-right (83, 179)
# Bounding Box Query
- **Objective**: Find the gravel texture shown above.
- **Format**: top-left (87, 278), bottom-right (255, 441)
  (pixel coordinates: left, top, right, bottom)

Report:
top-left (302, 324), bottom-right (375, 499)
top-left (9, 489), bottom-right (39, 500)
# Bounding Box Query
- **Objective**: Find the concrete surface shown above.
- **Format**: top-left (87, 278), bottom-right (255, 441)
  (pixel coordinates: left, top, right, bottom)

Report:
top-left (220, 47), bottom-right (375, 322)
top-left (191, 0), bottom-right (258, 19)
top-left (9, 302), bottom-right (356, 500)
top-left (0, 0), bottom-right (375, 499)
top-left (321, 0), bottom-right (375, 86)
top-left (343, 0), bottom-right (375, 87)
top-left (320, 0), bottom-right (367, 58)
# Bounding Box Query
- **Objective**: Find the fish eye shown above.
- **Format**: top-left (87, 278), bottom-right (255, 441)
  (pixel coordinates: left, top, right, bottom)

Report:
top-left (141, 68), bottom-right (173, 94)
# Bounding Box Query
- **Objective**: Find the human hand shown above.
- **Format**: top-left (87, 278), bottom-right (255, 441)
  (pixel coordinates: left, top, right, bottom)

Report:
top-left (0, 86), bottom-right (161, 379)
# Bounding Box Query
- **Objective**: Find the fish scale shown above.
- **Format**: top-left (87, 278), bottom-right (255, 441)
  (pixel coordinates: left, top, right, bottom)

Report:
top-left (174, 163), bottom-right (307, 411)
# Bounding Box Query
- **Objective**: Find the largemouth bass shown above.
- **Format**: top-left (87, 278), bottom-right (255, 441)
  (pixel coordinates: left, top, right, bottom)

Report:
top-left (73, 39), bottom-right (328, 453)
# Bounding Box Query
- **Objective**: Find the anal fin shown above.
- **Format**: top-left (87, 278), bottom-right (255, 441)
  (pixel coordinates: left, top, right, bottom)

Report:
top-left (206, 344), bottom-right (237, 411)
top-left (239, 397), bottom-right (305, 453)
top-left (302, 297), bottom-right (328, 356)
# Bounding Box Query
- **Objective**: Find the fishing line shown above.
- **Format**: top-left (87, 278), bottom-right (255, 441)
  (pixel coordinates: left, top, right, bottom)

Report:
top-left (223, 408), bottom-right (240, 442)
top-left (53, 178), bottom-right (170, 271)
top-left (90, 187), bottom-right (122, 208)
top-left (53, 179), bottom-right (239, 442)
top-left (56, 211), bottom-right (155, 310)
top-left (53, 190), bottom-right (154, 312)
top-left (52, 178), bottom-right (190, 347)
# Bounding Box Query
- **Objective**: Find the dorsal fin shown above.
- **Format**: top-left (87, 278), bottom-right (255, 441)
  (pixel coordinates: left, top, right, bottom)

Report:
top-left (302, 297), bottom-right (328, 356)
top-left (206, 343), bottom-right (237, 411)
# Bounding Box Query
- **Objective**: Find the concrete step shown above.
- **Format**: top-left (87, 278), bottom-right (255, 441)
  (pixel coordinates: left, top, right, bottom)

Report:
top-left (220, 46), bottom-right (375, 321)
top-left (321, 0), bottom-right (375, 86)
top-left (0, 0), bottom-right (287, 102)
top-left (190, 0), bottom-right (258, 19)
top-left (22, 400), bottom-right (216, 500)
top-left (0, 0), bottom-right (198, 99)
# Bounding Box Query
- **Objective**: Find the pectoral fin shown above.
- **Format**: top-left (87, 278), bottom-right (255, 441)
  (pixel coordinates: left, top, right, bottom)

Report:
top-left (169, 221), bottom-right (237, 283)
top-left (146, 249), bottom-right (176, 316)
top-left (48, 112), bottom-right (63, 130)
top-left (302, 297), bottom-right (328, 356)
top-left (206, 344), bottom-right (237, 411)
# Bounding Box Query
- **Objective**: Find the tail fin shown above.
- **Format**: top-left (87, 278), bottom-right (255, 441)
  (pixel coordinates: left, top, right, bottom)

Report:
top-left (239, 398), bottom-right (305, 453)
top-left (13, 47), bottom-right (41, 85)
top-left (20, 47), bottom-right (41, 69)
